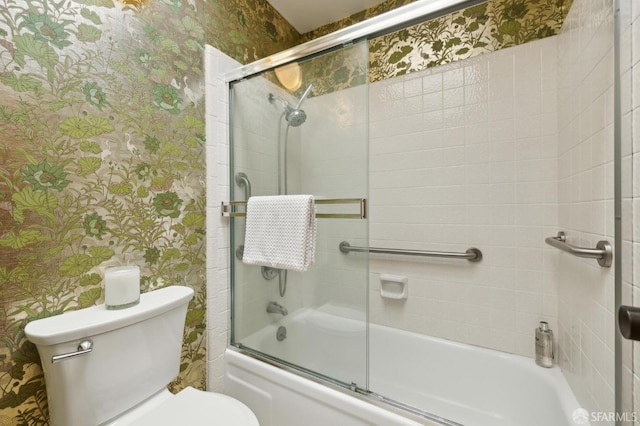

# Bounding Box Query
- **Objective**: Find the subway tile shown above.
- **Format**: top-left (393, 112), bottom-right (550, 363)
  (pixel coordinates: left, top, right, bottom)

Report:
top-left (488, 118), bottom-right (515, 141)
top-left (488, 71), bottom-right (514, 101)
top-left (443, 87), bottom-right (464, 109)
top-left (443, 67), bottom-right (464, 89)
top-left (465, 122), bottom-right (489, 145)
top-left (423, 110), bottom-right (444, 130)
top-left (515, 114), bottom-right (543, 139)
top-left (464, 61), bottom-right (489, 84)
top-left (423, 91), bottom-right (443, 112)
top-left (380, 80), bottom-right (404, 102)
top-left (489, 52), bottom-right (515, 77)
top-left (404, 75), bottom-right (423, 98)
top-left (442, 106), bottom-right (465, 128)
top-left (515, 70), bottom-right (542, 98)
top-left (514, 138), bottom-right (543, 161)
top-left (423, 73), bottom-right (443, 94)
top-left (465, 82), bottom-right (489, 104)
top-left (514, 90), bottom-right (542, 118)
top-left (464, 102), bottom-right (489, 124)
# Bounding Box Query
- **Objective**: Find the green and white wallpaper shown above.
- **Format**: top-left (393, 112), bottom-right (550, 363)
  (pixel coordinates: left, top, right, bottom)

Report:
top-left (299, 0), bottom-right (572, 97)
top-left (0, 0), bottom-right (299, 424)
top-left (0, 0), bottom-right (573, 423)
top-left (368, 0), bottom-right (571, 82)
top-left (287, 0), bottom-right (571, 100)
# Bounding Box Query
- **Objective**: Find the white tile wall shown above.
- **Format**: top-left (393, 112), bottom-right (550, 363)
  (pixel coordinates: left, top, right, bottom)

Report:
top-left (556, 0), bottom-right (615, 419)
top-left (204, 45), bottom-right (240, 392)
top-left (368, 36), bottom-right (560, 359)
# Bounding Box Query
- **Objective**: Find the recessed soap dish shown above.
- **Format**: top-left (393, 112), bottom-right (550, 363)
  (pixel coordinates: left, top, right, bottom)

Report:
top-left (380, 274), bottom-right (408, 300)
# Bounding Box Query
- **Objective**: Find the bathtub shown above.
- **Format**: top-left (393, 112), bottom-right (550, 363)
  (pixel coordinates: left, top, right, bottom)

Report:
top-left (225, 305), bottom-right (584, 426)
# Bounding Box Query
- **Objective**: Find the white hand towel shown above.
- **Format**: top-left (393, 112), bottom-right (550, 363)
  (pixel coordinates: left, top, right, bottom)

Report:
top-left (242, 195), bottom-right (316, 272)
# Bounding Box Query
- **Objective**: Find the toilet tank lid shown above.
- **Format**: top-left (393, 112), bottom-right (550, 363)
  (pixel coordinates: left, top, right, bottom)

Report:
top-left (25, 286), bottom-right (194, 346)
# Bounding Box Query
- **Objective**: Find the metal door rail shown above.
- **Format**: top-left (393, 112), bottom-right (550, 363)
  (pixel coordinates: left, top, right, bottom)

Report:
top-left (544, 231), bottom-right (612, 267)
top-left (224, 0), bottom-right (482, 82)
top-left (221, 198), bottom-right (366, 219)
top-left (339, 241), bottom-right (482, 262)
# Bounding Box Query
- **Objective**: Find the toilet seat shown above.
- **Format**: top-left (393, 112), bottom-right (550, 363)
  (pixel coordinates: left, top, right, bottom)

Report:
top-left (129, 387), bottom-right (259, 426)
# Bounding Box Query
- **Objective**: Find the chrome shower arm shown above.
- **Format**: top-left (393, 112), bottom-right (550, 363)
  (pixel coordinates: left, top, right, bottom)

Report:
top-left (294, 84), bottom-right (313, 110)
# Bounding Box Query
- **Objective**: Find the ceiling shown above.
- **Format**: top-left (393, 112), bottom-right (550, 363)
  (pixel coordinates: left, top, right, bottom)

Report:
top-left (266, 0), bottom-right (387, 33)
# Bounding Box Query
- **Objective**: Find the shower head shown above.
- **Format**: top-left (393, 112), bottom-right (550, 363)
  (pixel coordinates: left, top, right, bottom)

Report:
top-left (285, 108), bottom-right (307, 127)
top-left (269, 84), bottom-right (313, 127)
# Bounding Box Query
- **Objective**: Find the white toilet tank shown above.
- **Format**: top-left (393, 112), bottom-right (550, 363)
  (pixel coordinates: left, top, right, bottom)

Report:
top-left (25, 285), bottom-right (194, 426)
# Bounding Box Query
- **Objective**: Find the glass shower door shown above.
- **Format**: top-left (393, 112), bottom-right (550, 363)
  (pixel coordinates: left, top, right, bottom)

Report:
top-left (229, 40), bottom-right (370, 389)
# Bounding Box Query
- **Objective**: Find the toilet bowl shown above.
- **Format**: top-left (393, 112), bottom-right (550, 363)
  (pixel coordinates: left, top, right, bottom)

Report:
top-left (109, 387), bottom-right (258, 425)
top-left (24, 286), bottom-right (258, 426)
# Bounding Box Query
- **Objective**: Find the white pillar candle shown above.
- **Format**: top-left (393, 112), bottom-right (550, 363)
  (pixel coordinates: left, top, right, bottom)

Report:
top-left (104, 266), bottom-right (140, 310)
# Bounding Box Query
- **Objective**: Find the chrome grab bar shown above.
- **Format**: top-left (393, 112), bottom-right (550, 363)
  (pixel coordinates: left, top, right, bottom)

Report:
top-left (235, 172), bottom-right (251, 200)
top-left (339, 241), bottom-right (482, 262)
top-left (51, 340), bottom-right (93, 364)
top-left (544, 231), bottom-right (612, 267)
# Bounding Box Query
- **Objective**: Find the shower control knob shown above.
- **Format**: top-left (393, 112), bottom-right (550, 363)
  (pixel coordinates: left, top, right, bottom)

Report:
top-left (618, 305), bottom-right (640, 341)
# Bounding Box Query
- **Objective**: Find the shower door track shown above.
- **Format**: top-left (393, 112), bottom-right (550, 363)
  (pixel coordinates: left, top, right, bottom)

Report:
top-left (229, 344), bottom-right (463, 426)
top-left (224, 0), bottom-right (484, 83)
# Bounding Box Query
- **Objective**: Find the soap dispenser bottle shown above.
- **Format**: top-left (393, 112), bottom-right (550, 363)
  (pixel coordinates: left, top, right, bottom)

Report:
top-left (535, 321), bottom-right (554, 367)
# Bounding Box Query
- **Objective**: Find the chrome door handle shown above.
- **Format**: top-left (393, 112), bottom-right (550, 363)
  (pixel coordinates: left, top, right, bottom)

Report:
top-left (51, 340), bottom-right (93, 363)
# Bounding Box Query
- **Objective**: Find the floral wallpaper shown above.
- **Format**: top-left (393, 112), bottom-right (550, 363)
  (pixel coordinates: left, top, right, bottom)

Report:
top-left (294, 0), bottom-right (571, 96)
top-left (209, 0), bottom-right (302, 64)
top-left (0, 0), bottom-right (299, 424)
top-left (368, 0), bottom-right (572, 81)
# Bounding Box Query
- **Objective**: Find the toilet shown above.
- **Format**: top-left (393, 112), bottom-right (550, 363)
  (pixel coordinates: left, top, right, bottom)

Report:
top-left (24, 285), bottom-right (259, 426)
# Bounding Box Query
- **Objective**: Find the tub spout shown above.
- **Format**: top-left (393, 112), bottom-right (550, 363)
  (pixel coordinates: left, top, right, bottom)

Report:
top-left (267, 301), bottom-right (288, 316)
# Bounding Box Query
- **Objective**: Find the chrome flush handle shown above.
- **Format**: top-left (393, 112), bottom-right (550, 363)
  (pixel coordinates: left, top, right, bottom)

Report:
top-left (51, 340), bottom-right (93, 364)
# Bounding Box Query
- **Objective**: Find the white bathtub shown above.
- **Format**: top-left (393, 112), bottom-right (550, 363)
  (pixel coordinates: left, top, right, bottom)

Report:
top-left (225, 305), bottom-right (584, 426)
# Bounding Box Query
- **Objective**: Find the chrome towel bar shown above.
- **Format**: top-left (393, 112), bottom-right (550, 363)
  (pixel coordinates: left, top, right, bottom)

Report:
top-left (221, 198), bottom-right (367, 219)
top-left (339, 241), bottom-right (482, 262)
top-left (544, 231), bottom-right (612, 267)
